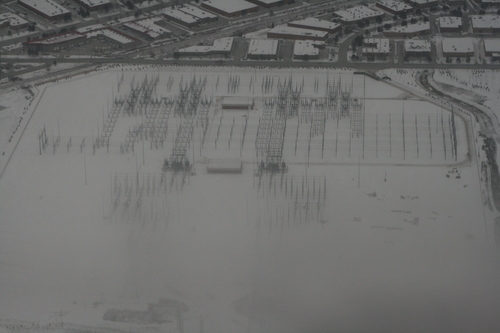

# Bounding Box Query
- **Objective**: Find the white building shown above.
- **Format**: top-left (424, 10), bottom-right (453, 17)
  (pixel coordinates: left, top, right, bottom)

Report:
top-left (0, 13), bottom-right (29, 30)
top-left (404, 39), bottom-right (431, 57)
top-left (470, 15), bottom-right (500, 34)
top-left (18, 0), bottom-right (71, 21)
top-left (439, 16), bottom-right (463, 32)
top-left (384, 21), bottom-right (430, 37)
top-left (362, 38), bottom-right (391, 58)
top-left (287, 17), bottom-right (341, 33)
top-left (123, 18), bottom-right (171, 39)
top-left (442, 37), bottom-right (474, 57)
top-left (247, 39), bottom-right (279, 60)
top-left (333, 6), bottom-right (384, 24)
top-left (178, 37), bottom-right (234, 56)
top-left (293, 40), bottom-right (321, 60)
top-left (267, 25), bottom-right (329, 41)
top-left (201, 0), bottom-right (259, 18)
top-left (376, 1), bottom-right (413, 15)
top-left (483, 39), bottom-right (500, 58)
top-left (177, 4), bottom-right (218, 23)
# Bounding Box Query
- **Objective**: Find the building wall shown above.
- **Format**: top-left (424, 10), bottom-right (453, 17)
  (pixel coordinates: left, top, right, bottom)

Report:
top-left (201, 3), bottom-right (259, 17)
top-left (443, 51), bottom-right (473, 57)
top-left (472, 27), bottom-right (500, 34)
top-left (23, 36), bottom-right (87, 52)
top-left (384, 29), bottom-right (430, 37)
top-left (287, 22), bottom-right (340, 33)
top-left (163, 13), bottom-right (197, 28)
top-left (440, 26), bottom-right (462, 33)
top-left (246, 0), bottom-right (294, 8)
top-left (267, 31), bottom-right (327, 41)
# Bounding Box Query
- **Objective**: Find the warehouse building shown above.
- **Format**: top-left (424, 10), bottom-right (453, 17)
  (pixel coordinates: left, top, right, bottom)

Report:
top-left (178, 4), bottom-right (218, 24)
top-left (268, 25), bottom-right (328, 41)
top-left (73, 0), bottom-right (111, 11)
top-left (483, 39), bottom-right (500, 59)
top-left (439, 16), bottom-right (463, 33)
top-left (405, 0), bottom-right (438, 8)
top-left (287, 17), bottom-right (341, 33)
top-left (161, 8), bottom-right (199, 28)
top-left (247, 39), bottom-right (279, 60)
top-left (246, 0), bottom-right (294, 8)
top-left (18, 0), bottom-right (71, 21)
top-left (123, 17), bottom-right (171, 40)
top-left (384, 21), bottom-right (430, 37)
top-left (201, 0), bottom-right (259, 18)
top-left (442, 37), bottom-right (474, 57)
top-left (404, 39), bottom-right (431, 57)
top-left (470, 15), bottom-right (500, 34)
top-left (376, 0), bottom-right (413, 15)
top-left (0, 13), bottom-right (29, 30)
top-left (293, 40), bottom-right (321, 60)
top-left (333, 6), bottom-right (384, 24)
top-left (178, 37), bottom-right (234, 56)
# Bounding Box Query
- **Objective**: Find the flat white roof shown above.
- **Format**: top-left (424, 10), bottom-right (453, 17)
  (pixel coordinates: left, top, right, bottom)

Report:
top-left (86, 28), bottom-right (136, 44)
top-left (178, 4), bottom-right (218, 20)
top-left (471, 15), bottom-right (500, 30)
top-left (162, 8), bottom-right (198, 24)
top-left (387, 21), bottom-right (430, 34)
top-left (268, 25), bottom-right (328, 38)
top-left (178, 37), bottom-right (233, 54)
top-left (0, 13), bottom-right (28, 27)
top-left (293, 40), bottom-right (320, 57)
top-left (334, 6), bottom-right (384, 22)
top-left (376, 1), bottom-right (413, 12)
top-left (288, 17), bottom-right (340, 31)
top-left (202, 0), bottom-right (258, 14)
top-left (404, 39), bottom-right (431, 52)
top-left (442, 37), bottom-right (474, 54)
top-left (19, 0), bottom-right (71, 17)
top-left (124, 17), bottom-right (171, 38)
top-left (363, 38), bottom-right (390, 54)
top-left (76, 0), bottom-right (111, 7)
top-left (484, 39), bottom-right (500, 53)
top-left (439, 16), bottom-right (462, 29)
top-left (248, 39), bottom-right (279, 55)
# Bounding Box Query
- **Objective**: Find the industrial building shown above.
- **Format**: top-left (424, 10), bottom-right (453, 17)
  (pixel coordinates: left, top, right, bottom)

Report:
top-left (470, 15), bottom-right (500, 34)
top-left (287, 17), bottom-right (341, 33)
top-left (0, 13), bottom-right (29, 30)
top-left (362, 38), bottom-right (391, 58)
top-left (439, 16), bottom-right (463, 33)
top-left (404, 39), bottom-right (431, 57)
top-left (178, 4), bottom-right (218, 24)
top-left (201, 0), bottom-right (259, 18)
top-left (73, 0), bottom-right (111, 11)
top-left (376, 0), bottom-right (413, 15)
top-left (18, 0), bottom-right (71, 21)
top-left (483, 39), bottom-right (500, 59)
top-left (293, 40), bottom-right (321, 60)
top-left (123, 17), bottom-right (171, 40)
top-left (247, 39), bottom-right (279, 60)
top-left (404, 0), bottom-right (438, 7)
top-left (161, 8), bottom-right (199, 28)
top-left (442, 38), bottom-right (474, 57)
top-left (267, 25), bottom-right (328, 41)
top-left (246, 0), bottom-right (294, 8)
top-left (178, 37), bottom-right (234, 57)
top-left (384, 21), bottom-right (430, 37)
top-left (333, 6), bottom-right (384, 24)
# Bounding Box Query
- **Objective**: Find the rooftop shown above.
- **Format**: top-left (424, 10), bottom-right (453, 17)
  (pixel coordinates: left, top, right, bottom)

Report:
top-left (387, 21), bottom-right (430, 34)
top-left (293, 40), bottom-right (320, 57)
top-left (76, 0), bottom-right (111, 7)
top-left (202, 0), bottom-right (258, 14)
top-left (442, 37), bottom-right (474, 54)
top-left (362, 38), bottom-right (390, 54)
top-left (471, 15), bottom-right (500, 30)
top-left (408, 0), bottom-right (437, 4)
top-left (25, 32), bottom-right (85, 45)
top-left (404, 39), bottom-right (431, 52)
top-left (0, 12), bottom-right (28, 27)
top-left (376, 0), bottom-right (413, 12)
top-left (161, 8), bottom-right (198, 24)
top-left (124, 17), bottom-right (170, 38)
top-left (333, 6), bottom-right (384, 22)
top-left (19, 0), bottom-right (71, 17)
top-left (177, 4), bottom-right (218, 20)
top-left (268, 25), bottom-right (328, 38)
top-left (86, 28), bottom-right (137, 44)
top-left (288, 17), bottom-right (341, 31)
top-left (439, 16), bottom-right (462, 29)
top-left (483, 39), bottom-right (500, 53)
top-left (248, 39), bottom-right (279, 55)
top-left (178, 37), bottom-right (233, 54)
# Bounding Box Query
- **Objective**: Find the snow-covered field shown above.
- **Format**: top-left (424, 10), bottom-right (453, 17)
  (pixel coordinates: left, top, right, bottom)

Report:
top-left (1, 65), bottom-right (500, 333)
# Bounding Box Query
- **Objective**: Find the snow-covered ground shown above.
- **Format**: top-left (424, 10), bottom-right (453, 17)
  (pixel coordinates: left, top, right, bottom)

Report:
top-left (1, 65), bottom-right (500, 333)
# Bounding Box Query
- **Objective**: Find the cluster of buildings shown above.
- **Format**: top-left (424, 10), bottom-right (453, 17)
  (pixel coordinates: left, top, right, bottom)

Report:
top-left (0, 12), bottom-right (29, 31)
top-left (200, 0), bottom-right (294, 18)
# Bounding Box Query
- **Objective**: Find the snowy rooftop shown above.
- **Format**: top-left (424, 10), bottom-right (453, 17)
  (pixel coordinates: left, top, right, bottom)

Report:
top-left (387, 21), bottom-right (430, 34)
top-left (178, 37), bottom-right (233, 54)
top-left (26, 32), bottom-right (85, 45)
top-left (86, 28), bottom-right (136, 44)
top-left (483, 39), bottom-right (500, 53)
top-left (363, 38), bottom-right (390, 54)
top-left (18, 0), bottom-right (71, 17)
top-left (0, 13), bottom-right (28, 27)
top-left (442, 38), bottom-right (474, 54)
top-left (333, 6), bottom-right (384, 22)
top-left (161, 8), bottom-right (198, 24)
top-left (202, 0), bottom-right (258, 14)
top-left (124, 17), bottom-right (171, 38)
top-left (293, 40), bottom-right (320, 57)
top-left (439, 16), bottom-right (462, 29)
top-left (76, 24), bottom-right (106, 33)
top-left (404, 39), bottom-right (431, 52)
top-left (408, 0), bottom-right (437, 4)
top-left (178, 4), bottom-right (218, 20)
top-left (76, 0), bottom-right (111, 7)
top-left (471, 15), bottom-right (500, 30)
top-left (288, 17), bottom-right (341, 31)
top-left (268, 25), bottom-right (328, 38)
top-left (248, 39), bottom-right (279, 55)
top-left (376, 0), bottom-right (413, 12)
